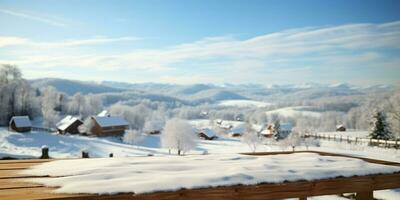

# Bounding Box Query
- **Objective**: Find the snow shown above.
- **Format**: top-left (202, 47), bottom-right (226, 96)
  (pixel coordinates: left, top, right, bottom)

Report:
top-left (93, 116), bottom-right (128, 127)
top-left (56, 115), bottom-right (81, 131)
top-left (266, 106), bottom-right (321, 118)
top-left (97, 110), bottom-right (110, 117)
top-left (218, 100), bottom-right (272, 108)
top-left (9, 116), bottom-right (32, 127)
top-left (22, 152), bottom-right (400, 195)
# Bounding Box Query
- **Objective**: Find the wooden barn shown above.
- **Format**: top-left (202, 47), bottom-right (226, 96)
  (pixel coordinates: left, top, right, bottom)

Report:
top-left (90, 116), bottom-right (129, 136)
top-left (336, 124), bottom-right (346, 132)
top-left (56, 115), bottom-right (83, 134)
top-left (198, 128), bottom-right (218, 140)
top-left (9, 116), bottom-right (32, 132)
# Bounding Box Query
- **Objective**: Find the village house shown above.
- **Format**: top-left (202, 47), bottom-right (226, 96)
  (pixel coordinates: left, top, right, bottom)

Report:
top-left (336, 124), bottom-right (346, 132)
top-left (9, 116), bottom-right (32, 132)
top-left (56, 115), bottom-right (83, 134)
top-left (197, 128), bottom-right (218, 140)
top-left (90, 116), bottom-right (129, 136)
top-left (260, 123), bottom-right (293, 138)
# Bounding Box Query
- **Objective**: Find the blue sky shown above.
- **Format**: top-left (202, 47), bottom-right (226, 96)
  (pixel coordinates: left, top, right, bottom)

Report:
top-left (0, 0), bottom-right (399, 85)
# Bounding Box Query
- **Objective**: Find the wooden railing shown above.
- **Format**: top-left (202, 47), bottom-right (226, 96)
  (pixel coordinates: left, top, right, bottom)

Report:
top-left (303, 133), bottom-right (400, 149)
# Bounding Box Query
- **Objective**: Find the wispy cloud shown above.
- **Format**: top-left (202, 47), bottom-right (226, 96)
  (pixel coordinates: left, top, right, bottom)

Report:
top-left (0, 9), bottom-right (67, 27)
top-left (2, 21), bottom-right (400, 84)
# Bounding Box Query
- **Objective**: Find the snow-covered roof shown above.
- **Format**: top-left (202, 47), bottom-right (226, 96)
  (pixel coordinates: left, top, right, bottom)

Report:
top-left (93, 116), bottom-right (129, 127)
top-left (200, 128), bottom-right (216, 138)
top-left (336, 124), bottom-right (345, 129)
top-left (260, 129), bottom-right (273, 135)
top-left (97, 110), bottom-right (110, 117)
top-left (10, 116), bottom-right (31, 128)
top-left (230, 126), bottom-right (245, 135)
top-left (56, 115), bottom-right (82, 131)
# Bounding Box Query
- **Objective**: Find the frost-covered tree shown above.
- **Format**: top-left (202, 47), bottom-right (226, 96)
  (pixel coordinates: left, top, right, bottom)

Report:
top-left (161, 118), bottom-right (197, 155)
top-left (369, 111), bottom-right (393, 140)
top-left (241, 123), bottom-right (260, 152)
top-left (41, 86), bottom-right (61, 128)
top-left (143, 115), bottom-right (165, 134)
top-left (78, 117), bottom-right (95, 134)
top-left (283, 130), bottom-right (302, 151)
top-left (123, 129), bottom-right (144, 146)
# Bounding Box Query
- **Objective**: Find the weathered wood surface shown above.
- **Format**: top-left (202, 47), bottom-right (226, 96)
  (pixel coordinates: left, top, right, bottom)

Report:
top-left (1, 151), bottom-right (400, 200)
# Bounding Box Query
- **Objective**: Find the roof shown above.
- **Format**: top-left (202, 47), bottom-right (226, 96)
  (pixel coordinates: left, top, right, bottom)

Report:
top-left (93, 116), bottom-right (129, 127)
top-left (97, 110), bottom-right (110, 117)
top-left (336, 124), bottom-right (345, 129)
top-left (10, 116), bottom-right (32, 128)
top-left (200, 128), bottom-right (216, 138)
top-left (260, 129), bottom-right (273, 135)
top-left (56, 115), bottom-right (82, 131)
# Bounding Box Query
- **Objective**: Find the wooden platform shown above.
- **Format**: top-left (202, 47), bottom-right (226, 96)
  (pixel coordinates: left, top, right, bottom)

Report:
top-left (1, 151), bottom-right (400, 200)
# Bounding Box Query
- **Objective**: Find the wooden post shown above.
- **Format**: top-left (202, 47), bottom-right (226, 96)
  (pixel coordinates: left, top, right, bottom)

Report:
top-left (40, 146), bottom-right (49, 159)
top-left (109, 153), bottom-right (113, 157)
top-left (298, 196), bottom-right (307, 200)
top-left (82, 151), bottom-right (89, 158)
top-left (356, 191), bottom-right (373, 200)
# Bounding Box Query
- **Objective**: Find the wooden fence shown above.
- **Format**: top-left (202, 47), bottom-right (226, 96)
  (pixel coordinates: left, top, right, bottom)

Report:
top-left (303, 133), bottom-right (400, 149)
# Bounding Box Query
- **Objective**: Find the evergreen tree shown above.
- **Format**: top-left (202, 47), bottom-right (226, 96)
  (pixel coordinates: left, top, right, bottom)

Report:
top-left (274, 120), bottom-right (282, 140)
top-left (370, 111), bottom-right (393, 140)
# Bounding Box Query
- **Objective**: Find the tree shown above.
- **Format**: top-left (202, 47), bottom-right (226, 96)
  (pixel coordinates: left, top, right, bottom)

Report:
top-left (78, 117), bottom-right (95, 135)
top-left (241, 123), bottom-right (260, 152)
top-left (370, 111), bottom-right (393, 140)
top-left (273, 120), bottom-right (282, 140)
top-left (41, 87), bottom-right (61, 128)
top-left (123, 129), bottom-right (144, 147)
top-left (161, 118), bottom-right (197, 155)
top-left (283, 130), bottom-right (302, 152)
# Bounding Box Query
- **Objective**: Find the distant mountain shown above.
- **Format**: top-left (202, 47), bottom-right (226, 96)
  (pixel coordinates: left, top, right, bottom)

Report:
top-left (30, 78), bottom-right (122, 95)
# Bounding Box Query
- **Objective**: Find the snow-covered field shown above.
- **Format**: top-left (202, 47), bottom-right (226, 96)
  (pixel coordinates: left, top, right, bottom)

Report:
top-left (265, 106), bottom-right (322, 118)
top-left (218, 100), bottom-right (272, 108)
top-left (22, 152), bottom-right (400, 195)
top-left (2, 127), bottom-right (400, 199)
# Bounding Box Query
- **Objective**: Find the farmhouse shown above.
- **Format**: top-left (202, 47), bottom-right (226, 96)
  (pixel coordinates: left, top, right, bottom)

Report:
top-left (90, 116), bottom-right (129, 136)
top-left (260, 123), bottom-right (293, 138)
top-left (9, 116), bottom-right (32, 132)
top-left (56, 115), bottom-right (83, 134)
top-left (198, 128), bottom-right (218, 140)
top-left (230, 125), bottom-right (245, 137)
top-left (336, 124), bottom-right (346, 132)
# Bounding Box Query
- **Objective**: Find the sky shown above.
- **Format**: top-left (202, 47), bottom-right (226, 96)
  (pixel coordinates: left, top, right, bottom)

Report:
top-left (0, 0), bottom-right (400, 86)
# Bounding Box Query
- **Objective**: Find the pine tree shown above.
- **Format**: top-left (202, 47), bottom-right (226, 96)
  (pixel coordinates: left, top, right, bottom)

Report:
top-left (370, 111), bottom-right (393, 140)
top-left (274, 120), bottom-right (282, 140)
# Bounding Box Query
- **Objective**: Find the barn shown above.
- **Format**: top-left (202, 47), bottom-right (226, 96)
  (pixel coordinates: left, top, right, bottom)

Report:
top-left (90, 116), bottom-right (129, 136)
top-left (336, 124), bottom-right (346, 132)
top-left (56, 115), bottom-right (83, 134)
top-left (9, 116), bottom-right (32, 132)
top-left (198, 128), bottom-right (218, 140)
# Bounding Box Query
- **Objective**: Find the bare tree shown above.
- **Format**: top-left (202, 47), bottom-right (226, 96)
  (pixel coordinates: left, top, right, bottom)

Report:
top-left (241, 123), bottom-right (260, 152)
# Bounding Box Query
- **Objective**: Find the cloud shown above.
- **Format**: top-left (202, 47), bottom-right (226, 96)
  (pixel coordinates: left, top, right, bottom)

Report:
top-left (0, 36), bottom-right (29, 47)
top-left (0, 9), bottom-right (67, 27)
top-left (2, 21), bottom-right (400, 84)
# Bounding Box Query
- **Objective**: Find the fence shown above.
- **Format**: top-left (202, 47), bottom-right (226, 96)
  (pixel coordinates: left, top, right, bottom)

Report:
top-left (303, 133), bottom-right (400, 149)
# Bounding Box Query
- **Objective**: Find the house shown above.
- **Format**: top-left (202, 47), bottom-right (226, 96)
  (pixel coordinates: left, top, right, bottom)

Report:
top-left (198, 128), bottom-right (218, 140)
top-left (336, 124), bottom-right (346, 132)
top-left (90, 116), bottom-right (129, 136)
top-left (56, 115), bottom-right (83, 134)
top-left (9, 116), bottom-right (32, 132)
top-left (229, 125), bottom-right (245, 137)
top-left (260, 123), bottom-right (293, 138)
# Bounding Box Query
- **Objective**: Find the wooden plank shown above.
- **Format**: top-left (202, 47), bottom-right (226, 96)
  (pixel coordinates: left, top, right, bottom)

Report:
top-left (0, 187), bottom-right (85, 200)
top-left (356, 191), bottom-right (373, 200)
